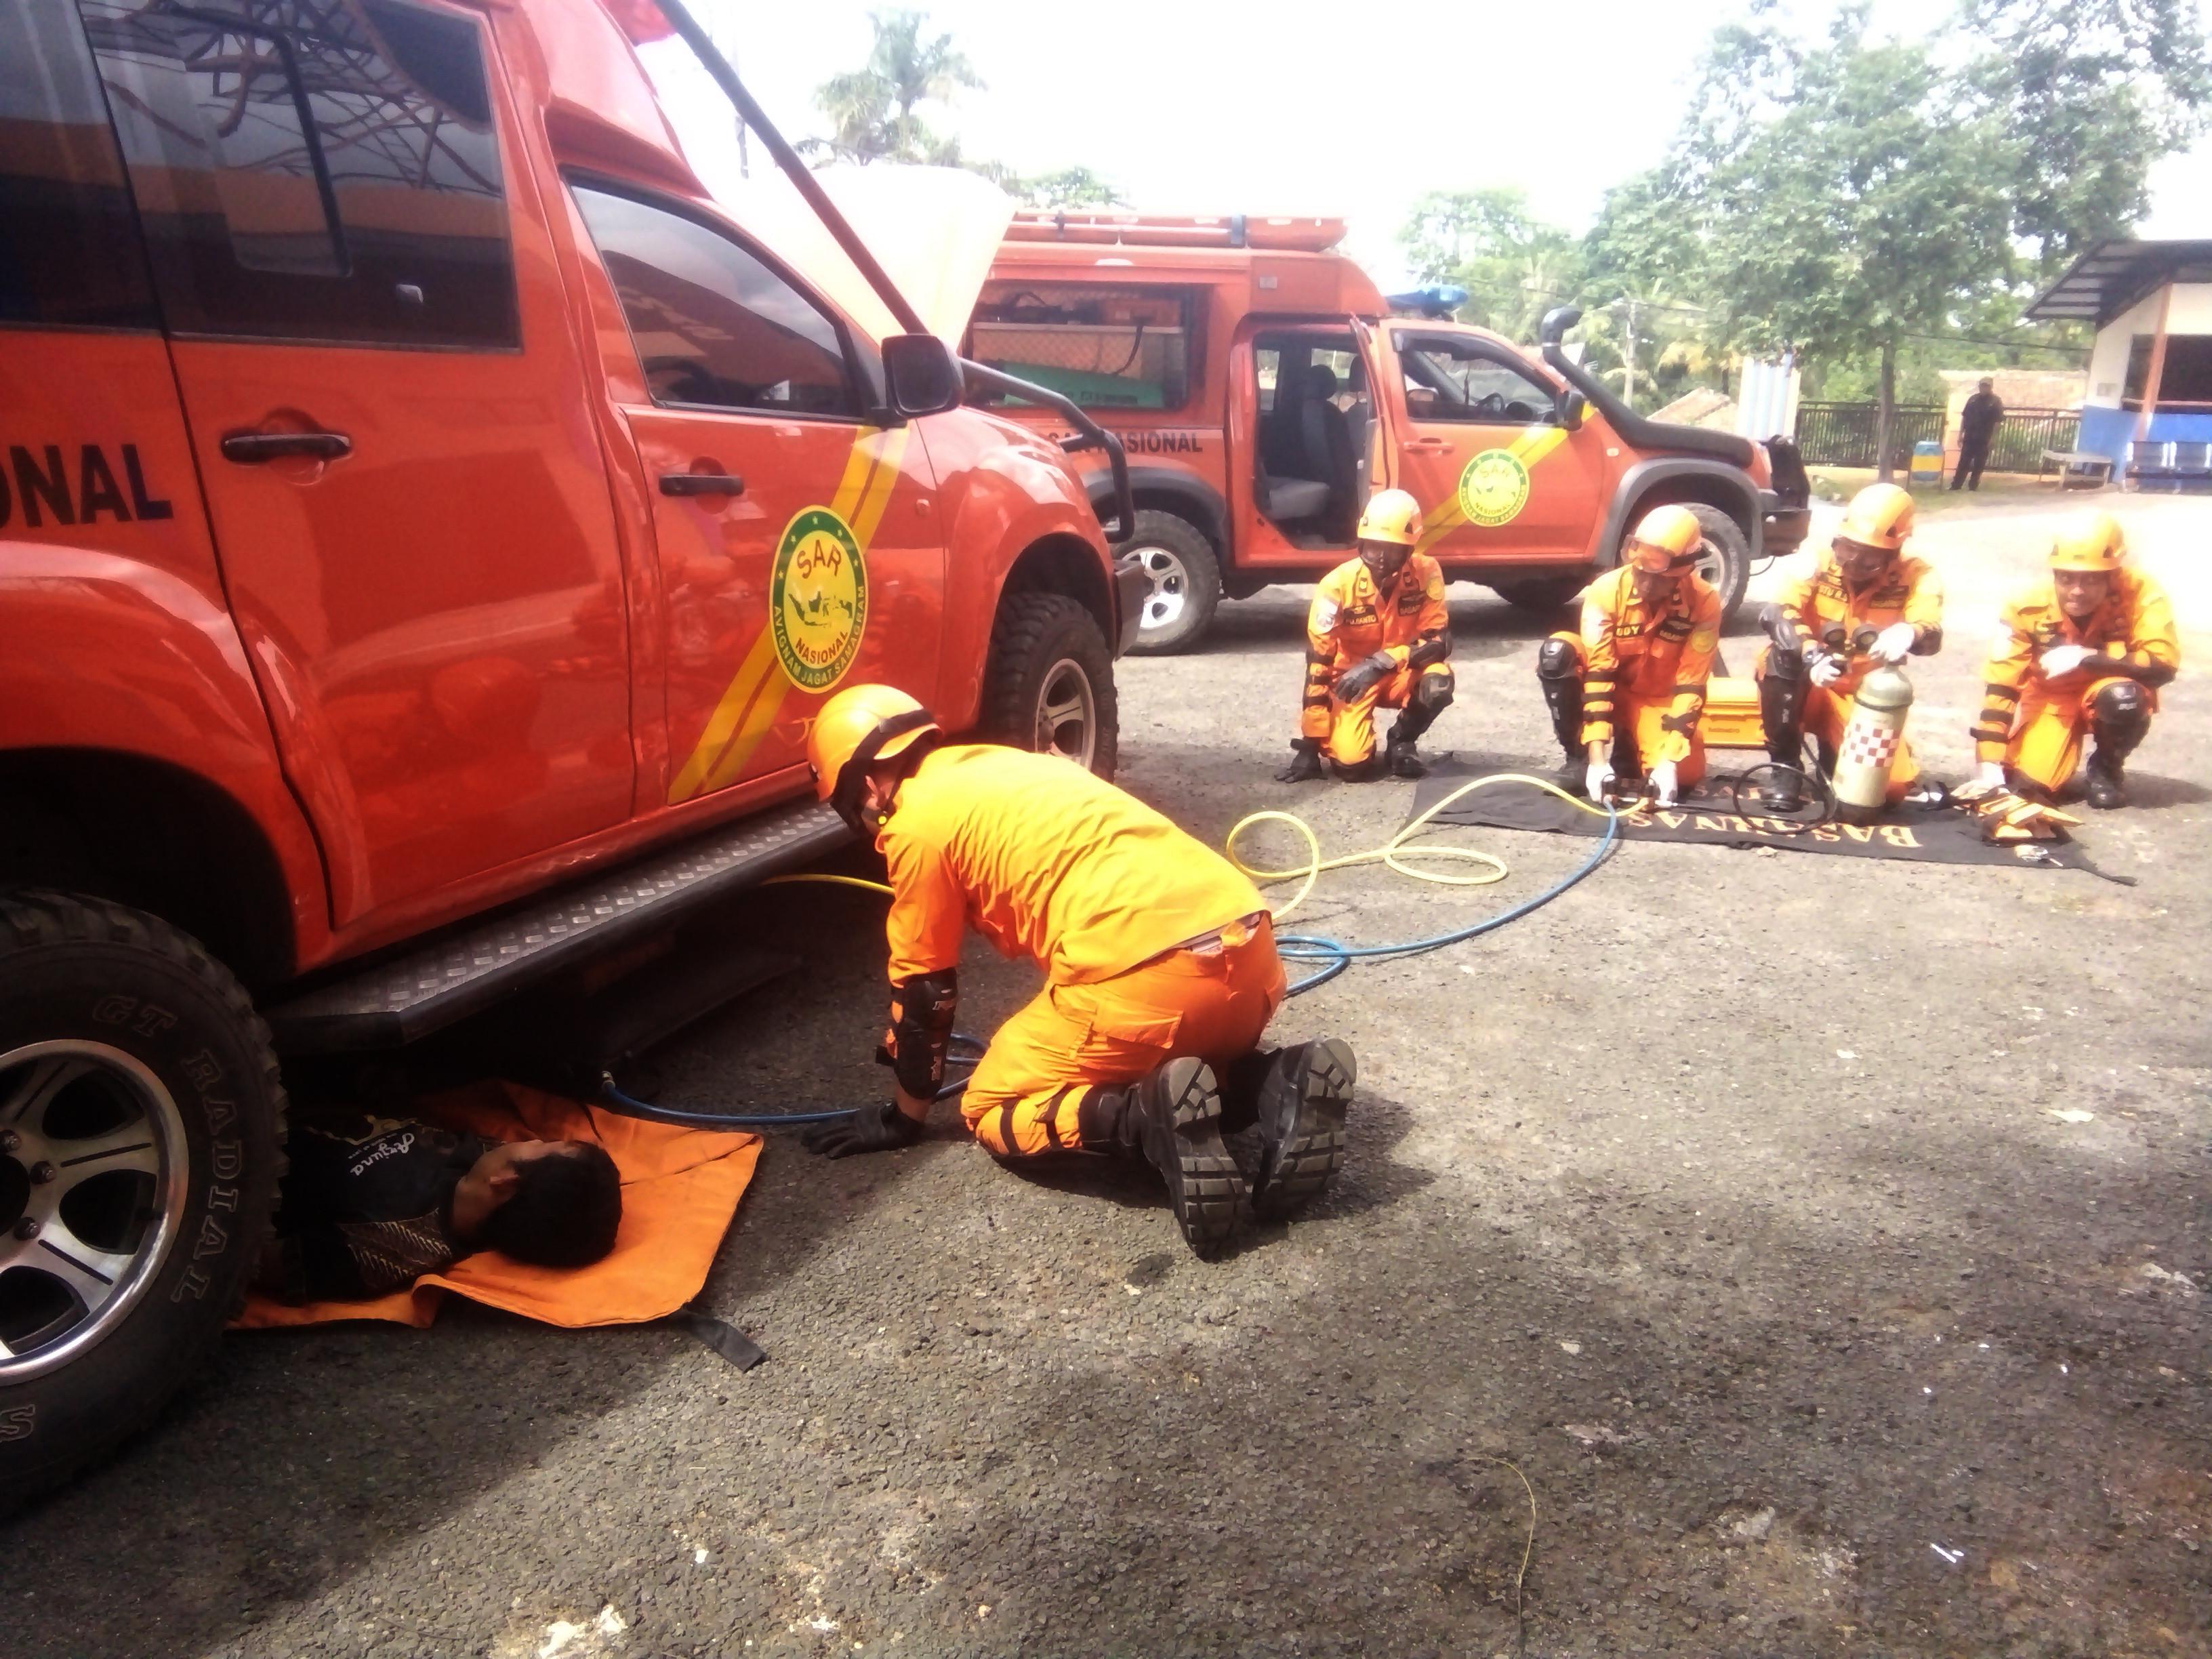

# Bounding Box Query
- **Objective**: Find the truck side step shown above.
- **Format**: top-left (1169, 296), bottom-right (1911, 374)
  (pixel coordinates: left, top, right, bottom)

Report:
top-left (266, 801), bottom-right (850, 1054)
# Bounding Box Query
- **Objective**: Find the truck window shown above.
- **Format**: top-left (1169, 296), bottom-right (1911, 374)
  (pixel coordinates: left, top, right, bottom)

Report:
top-left (0, 4), bottom-right (157, 329)
top-left (571, 184), bottom-right (858, 419)
top-left (1394, 331), bottom-right (1557, 425)
top-left (77, 0), bottom-right (519, 348)
top-left (968, 282), bottom-right (1194, 410)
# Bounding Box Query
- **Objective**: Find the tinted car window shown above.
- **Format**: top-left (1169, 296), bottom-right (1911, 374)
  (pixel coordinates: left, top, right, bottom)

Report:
top-left (968, 281), bottom-right (1194, 410)
top-left (572, 184), bottom-right (857, 419)
top-left (0, 4), bottom-right (158, 329)
top-left (1395, 332), bottom-right (1557, 424)
top-left (77, 0), bottom-right (518, 348)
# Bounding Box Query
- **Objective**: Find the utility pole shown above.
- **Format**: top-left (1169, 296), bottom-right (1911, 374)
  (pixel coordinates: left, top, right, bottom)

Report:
top-left (1620, 296), bottom-right (1639, 407)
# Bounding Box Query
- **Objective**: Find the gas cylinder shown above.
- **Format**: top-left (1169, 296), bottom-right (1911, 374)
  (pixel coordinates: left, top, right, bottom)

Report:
top-left (1832, 661), bottom-right (1914, 823)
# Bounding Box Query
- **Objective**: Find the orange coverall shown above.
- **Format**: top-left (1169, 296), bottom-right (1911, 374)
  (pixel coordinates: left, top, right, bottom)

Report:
top-left (1549, 565), bottom-right (1724, 785)
top-left (880, 745), bottom-right (1286, 1158)
top-left (1300, 552), bottom-right (1452, 766)
top-left (1972, 571), bottom-right (2179, 792)
top-left (1757, 550), bottom-right (1944, 796)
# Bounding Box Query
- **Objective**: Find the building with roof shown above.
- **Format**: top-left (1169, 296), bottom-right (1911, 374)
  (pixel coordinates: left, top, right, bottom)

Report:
top-left (2026, 239), bottom-right (2212, 476)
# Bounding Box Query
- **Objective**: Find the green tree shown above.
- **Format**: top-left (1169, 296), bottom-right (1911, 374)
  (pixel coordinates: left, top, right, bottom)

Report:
top-left (1007, 165), bottom-right (1125, 210)
top-left (804, 10), bottom-right (983, 166)
top-left (1397, 186), bottom-right (1586, 344)
top-left (1670, 9), bottom-right (2015, 477)
top-left (1959, 0), bottom-right (2211, 271)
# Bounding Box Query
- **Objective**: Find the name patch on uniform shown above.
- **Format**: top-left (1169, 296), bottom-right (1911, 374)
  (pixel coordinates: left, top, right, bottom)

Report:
top-left (771, 506), bottom-right (868, 691)
top-left (1458, 449), bottom-right (1530, 528)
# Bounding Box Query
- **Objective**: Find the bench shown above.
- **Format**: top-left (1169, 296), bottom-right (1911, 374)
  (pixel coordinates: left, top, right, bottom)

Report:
top-left (2038, 448), bottom-right (2114, 489)
top-left (2125, 441), bottom-right (2212, 491)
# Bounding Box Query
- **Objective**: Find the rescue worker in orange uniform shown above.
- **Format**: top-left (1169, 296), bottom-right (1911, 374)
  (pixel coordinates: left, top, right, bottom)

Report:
top-left (1971, 510), bottom-right (2179, 810)
top-left (1756, 482), bottom-right (1945, 806)
top-left (1536, 504), bottom-right (1722, 807)
top-left (1278, 489), bottom-right (1454, 782)
top-left (802, 686), bottom-right (1357, 1258)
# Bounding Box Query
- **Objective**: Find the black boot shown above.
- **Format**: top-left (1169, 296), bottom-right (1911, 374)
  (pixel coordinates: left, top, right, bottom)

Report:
top-left (2084, 747), bottom-right (2129, 810)
top-left (1078, 1058), bottom-right (1246, 1257)
top-left (1248, 1038), bottom-right (1355, 1221)
top-left (1385, 722), bottom-right (1429, 779)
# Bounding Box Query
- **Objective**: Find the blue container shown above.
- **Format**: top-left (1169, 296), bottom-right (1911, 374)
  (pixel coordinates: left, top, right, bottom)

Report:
top-left (1909, 438), bottom-right (1943, 485)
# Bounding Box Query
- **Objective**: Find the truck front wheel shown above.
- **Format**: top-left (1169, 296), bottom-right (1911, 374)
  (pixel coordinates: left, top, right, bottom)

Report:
top-left (0, 891), bottom-right (284, 1511)
top-left (1123, 510), bottom-right (1221, 655)
top-left (1682, 504), bottom-right (1753, 618)
top-left (980, 592), bottom-right (1120, 779)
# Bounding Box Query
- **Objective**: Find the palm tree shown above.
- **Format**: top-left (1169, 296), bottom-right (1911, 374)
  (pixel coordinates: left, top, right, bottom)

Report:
top-left (806, 10), bottom-right (982, 165)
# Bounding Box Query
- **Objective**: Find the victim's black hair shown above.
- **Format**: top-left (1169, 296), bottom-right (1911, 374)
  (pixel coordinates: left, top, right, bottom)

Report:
top-left (480, 1142), bottom-right (622, 1267)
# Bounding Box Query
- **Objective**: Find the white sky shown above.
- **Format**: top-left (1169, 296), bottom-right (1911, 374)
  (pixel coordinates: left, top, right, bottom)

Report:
top-left (655, 0), bottom-right (2211, 291)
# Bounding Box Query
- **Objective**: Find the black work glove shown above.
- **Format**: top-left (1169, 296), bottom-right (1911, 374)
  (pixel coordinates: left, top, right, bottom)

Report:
top-left (1276, 738), bottom-right (1326, 783)
top-left (1332, 651), bottom-right (1398, 704)
top-left (802, 1100), bottom-right (926, 1159)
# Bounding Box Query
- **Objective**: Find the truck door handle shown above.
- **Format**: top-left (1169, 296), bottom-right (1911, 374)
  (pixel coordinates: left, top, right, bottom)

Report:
top-left (221, 430), bottom-right (352, 464)
top-left (660, 472), bottom-right (745, 497)
top-left (1401, 436), bottom-right (1451, 454)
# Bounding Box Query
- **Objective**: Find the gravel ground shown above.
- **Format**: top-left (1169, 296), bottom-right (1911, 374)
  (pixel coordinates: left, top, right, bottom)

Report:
top-left (9, 493), bottom-right (2210, 1659)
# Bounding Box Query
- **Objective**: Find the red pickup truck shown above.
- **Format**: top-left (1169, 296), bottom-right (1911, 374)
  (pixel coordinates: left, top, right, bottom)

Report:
top-left (0, 0), bottom-right (1137, 1498)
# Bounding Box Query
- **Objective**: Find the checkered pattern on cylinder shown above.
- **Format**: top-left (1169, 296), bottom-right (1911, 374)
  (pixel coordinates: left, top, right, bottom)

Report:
top-left (1841, 720), bottom-right (1900, 770)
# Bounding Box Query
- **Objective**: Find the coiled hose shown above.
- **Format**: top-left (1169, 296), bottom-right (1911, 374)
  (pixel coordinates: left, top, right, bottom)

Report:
top-left (600, 776), bottom-right (1620, 1125)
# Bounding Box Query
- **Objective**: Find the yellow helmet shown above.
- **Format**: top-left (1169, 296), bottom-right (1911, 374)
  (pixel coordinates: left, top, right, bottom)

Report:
top-left (1355, 487), bottom-right (1423, 548)
top-left (1835, 482), bottom-right (1915, 554)
top-left (1624, 504), bottom-right (1705, 573)
top-left (807, 684), bottom-right (941, 832)
top-left (2049, 509), bottom-right (2126, 573)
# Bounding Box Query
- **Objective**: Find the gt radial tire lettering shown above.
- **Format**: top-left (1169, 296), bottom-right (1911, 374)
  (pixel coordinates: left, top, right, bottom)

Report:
top-left (0, 1406), bottom-right (34, 1442)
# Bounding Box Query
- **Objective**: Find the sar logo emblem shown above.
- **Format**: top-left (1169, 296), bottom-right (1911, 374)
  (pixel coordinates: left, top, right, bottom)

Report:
top-left (1458, 448), bottom-right (1532, 528)
top-left (771, 506), bottom-right (868, 691)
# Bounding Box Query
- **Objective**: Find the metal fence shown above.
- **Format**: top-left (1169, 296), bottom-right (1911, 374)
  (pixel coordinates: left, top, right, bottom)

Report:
top-left (1982, 408), bottom-right (2081, 472)
top-left (1795, 402), bottom-right (1946, 470)
top-left (1793, 401), bottom-right (2083, 474)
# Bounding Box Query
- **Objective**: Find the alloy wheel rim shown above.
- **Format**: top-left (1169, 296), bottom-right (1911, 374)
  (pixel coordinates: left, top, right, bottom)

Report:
top-left (1134, 544), bottom-right (1189, 633)
top-left (1033, 659), bottom-right (1099, 769)
top-left (0, 1042), bottom-right (188, 1382)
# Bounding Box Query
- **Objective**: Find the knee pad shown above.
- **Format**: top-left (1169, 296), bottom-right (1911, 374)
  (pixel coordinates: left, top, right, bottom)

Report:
top-left (1415, 669), bottom-right (1455, 713)
top-left (2091, 678), bottom-right (2150, 734)
top-left (1536, 636), bottom-right (1580, 681)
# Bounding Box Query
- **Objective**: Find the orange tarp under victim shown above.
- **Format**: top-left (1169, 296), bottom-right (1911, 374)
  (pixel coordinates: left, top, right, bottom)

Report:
top-left (232, 1082), bottom-right (760, 1331)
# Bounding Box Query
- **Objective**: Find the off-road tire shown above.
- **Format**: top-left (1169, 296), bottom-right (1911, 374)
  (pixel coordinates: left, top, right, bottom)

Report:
top-left (1492, 576), bottom-right (1589, 615)
top-left (0, 891), bottom-right (285, 1511)
top-left (1123, 510), bottom-right (1222, 655)
top-left (979, 591), bottom-right (1120, 780)
top-left (1682, 502), bottom-right (1753, 619)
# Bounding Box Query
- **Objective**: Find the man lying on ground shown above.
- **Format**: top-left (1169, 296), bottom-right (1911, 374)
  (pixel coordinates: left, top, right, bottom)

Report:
top-left (256, 1111), bottom-right (623, 1303)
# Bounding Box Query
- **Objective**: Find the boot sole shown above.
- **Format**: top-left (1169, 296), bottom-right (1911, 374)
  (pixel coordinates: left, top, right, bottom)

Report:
top-left (1254, 1038), bottom-right (1355, 1221)
top-left (1145, 1057), bottom-right (1246, 1258)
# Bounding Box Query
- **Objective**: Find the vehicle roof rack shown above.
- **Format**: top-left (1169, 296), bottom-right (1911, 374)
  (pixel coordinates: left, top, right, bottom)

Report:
top-left (1004, 211), bottom-right (1346, 253)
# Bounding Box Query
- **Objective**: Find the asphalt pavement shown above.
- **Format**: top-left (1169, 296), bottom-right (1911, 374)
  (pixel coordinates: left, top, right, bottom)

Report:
top-left (8, 491), bottom-right (2209, 1658)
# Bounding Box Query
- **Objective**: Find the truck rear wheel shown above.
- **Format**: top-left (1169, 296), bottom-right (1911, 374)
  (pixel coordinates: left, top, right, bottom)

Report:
top-left (980, 592), bottom-right (1120, 779)
top-left (1124, 510), bottom-right (1221, 655)
top-left (0, 892), bottom-right (284, 1511)
top-left (1683, 504), bottom-right (1753, 618)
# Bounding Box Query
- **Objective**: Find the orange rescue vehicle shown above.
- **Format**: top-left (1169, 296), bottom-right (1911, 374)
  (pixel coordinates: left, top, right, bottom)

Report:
top-left (0, 0), bottom-right (1139, 1500)
top-left (968, 212), bottom-right (1811, 651)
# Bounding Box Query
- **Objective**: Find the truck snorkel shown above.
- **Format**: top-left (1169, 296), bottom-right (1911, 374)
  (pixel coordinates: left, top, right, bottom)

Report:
top-left (647, 0), bottom-right (1133, 544)
top-left (1537, 306), bottom-right (1756, 468)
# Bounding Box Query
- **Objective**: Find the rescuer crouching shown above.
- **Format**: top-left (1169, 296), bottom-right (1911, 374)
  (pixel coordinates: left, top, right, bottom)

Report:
top-left (1536, 504), bottom-right (1722, 807)
top-left (1278, 488), bottom-right (1454, 783)
top-left (1970, 510), bottom-right (2179, 810)
top-left (1754, 482), bottom-right (1945, 808)
top-left (803, 686), bottom-right (1357, 1258)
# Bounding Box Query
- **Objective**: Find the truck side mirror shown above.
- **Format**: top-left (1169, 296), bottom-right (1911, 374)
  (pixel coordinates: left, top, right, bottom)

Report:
top-left (1540, 306), bottom-right (1583, 346)
top-left (1557, 388), bottom-right (1587, 430)
top-left (882, 333), bottom-right (963, 418)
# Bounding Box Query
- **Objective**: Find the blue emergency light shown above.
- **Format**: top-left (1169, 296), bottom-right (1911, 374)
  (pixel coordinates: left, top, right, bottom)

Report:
top-left (1385, 285), bottom-right (1469, 319)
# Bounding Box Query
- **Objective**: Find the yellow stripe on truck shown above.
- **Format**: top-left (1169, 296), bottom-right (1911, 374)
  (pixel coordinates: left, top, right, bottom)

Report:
top-left (1414, 422), bottom-right (1574, 556)
top-left (666, 427), bottom-right (911, 803)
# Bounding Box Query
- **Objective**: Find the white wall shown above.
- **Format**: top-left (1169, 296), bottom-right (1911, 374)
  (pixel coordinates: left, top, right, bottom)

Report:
top-left (2087, 282), bottom-right (2212, 407)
